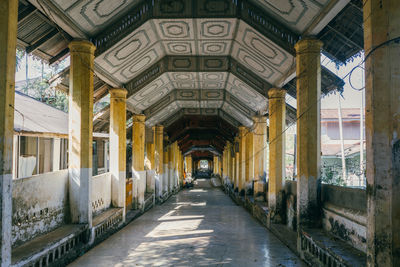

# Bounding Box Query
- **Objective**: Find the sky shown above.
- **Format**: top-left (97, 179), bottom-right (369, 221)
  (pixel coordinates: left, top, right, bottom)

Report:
top-left (320, 53), bottom-right (365, 109)
top-left (15, 52), bottom-right (365, 110)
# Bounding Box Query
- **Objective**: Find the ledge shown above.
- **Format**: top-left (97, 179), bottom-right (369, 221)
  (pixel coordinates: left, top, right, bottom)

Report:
top-left (12, 224), bottom-right (87, 266)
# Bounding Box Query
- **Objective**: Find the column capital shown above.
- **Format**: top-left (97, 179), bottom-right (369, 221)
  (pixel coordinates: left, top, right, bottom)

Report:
top-left (109, 88), bottom-right (127, 99)
top-left (252, 115), bottom-right (267, 124)
top-left (155, 125), bottom-right (164, 132)
top-left (69, 39), bottom-right (96, 54)
top-left (132, 113), bottom-right (145, 122)
top-left (268, 88), bottom-right (286, 99)
top-left (239, 126), bottom-right (248, 137)
top-left (294, 37), bottom-right (323, 54)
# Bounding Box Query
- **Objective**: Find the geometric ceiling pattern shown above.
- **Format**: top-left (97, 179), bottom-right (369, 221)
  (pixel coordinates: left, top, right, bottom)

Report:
top-left (94, 19), bottom-right (294, 86)
top-left (252, 0), bottom-right (330, 33)
top-left (34, 0), bottom-right (347, 148)
top-left (50, 0), bottom-right (141, 35)
top-left (127, 71), bottom-right (268, 127)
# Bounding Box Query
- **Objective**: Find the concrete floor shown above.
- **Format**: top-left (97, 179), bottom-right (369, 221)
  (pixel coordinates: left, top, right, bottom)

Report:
top-left (69, 179), bottom-right (304, 266)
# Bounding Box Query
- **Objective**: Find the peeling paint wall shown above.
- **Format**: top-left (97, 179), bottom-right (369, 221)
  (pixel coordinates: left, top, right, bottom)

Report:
top-left (321, 184), bottom-right (367, 252)
top-left (284, 180), bottom-right (297, 231)
top-left (92, 172), bottom-right (111, 215)
top-left (12, 170), bottom-right (69, 247)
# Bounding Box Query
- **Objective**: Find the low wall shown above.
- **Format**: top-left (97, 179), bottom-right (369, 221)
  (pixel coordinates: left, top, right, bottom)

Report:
top-left (282, 181), bottom-right (367, 252)
top-left (91, 173), bottom-right (112, 215)
top-left (132, 170), bottom-right (146, 209)
top-left (321, 184), bottom-right (367, 252)
top-left (12, 170), bottom-right (69, 247)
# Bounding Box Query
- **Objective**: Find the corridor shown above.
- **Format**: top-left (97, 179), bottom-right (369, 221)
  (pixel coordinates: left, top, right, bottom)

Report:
top-left (69, 179), bottom-right (304, 266)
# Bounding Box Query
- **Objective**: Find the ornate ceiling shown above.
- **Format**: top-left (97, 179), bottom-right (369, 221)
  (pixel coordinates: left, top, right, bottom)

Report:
top-left (28, 0), bottom-right (349, 153)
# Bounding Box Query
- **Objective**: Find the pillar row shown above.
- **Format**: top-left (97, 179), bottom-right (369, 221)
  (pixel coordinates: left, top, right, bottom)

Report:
top-left (268, 89), bottom-right (286, 222)
top-left (68, 40), bottom-right (96, 225)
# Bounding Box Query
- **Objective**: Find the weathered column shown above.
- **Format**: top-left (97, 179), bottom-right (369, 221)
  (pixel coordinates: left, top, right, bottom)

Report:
top-left (0, 0), bottom-right (18, 264)
top-left (295, 38), bottom-right (323, 233)
top-left (68, 40), bottom-right (95, 225)
top-left (238, 126), bottom-right (247, 194)
top-left (253, 116), bottom-right (267, 202)
top-left (163, 136), bottom-right (169, 194)
top-left (132, 114), bottom-right (145, 172)
top-left (253, 116), bottom-right (268, 181)
top-left (226, 141), bottom-right (232, 183)
top-left (222, 148), bottom-right (227, 179)
top-left (267, 89), bottom-right (286, 221)
top-left (154, 126), bottom-right (163, 174)
top-left (131, 114), bottom-right (145, 210)
top-left (178, 149), bottom-right (183, 186)
top-left (167, 142), bottom-right (173, 192)
top-left (186, 154), bottom-right (192, 175)
top-left (235, 143), bottom-right (240, 191)
top-left (364, 1), bottom-right (400, 265)
top-left (154, 125), bottom-right (163, 198)
top-left (213, 155), bottom-right (219, 175)
top-left (109, 88), bottom-right (127, 214)
top-left (245, 129), bottom-right (254, 194)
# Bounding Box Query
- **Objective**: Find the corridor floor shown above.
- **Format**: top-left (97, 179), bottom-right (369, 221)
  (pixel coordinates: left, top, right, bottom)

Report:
top-left (69, 179), bottom-right (304, 266)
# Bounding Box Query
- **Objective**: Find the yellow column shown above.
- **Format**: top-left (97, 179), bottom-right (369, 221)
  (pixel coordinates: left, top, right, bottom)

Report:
top-left (0, 0), bottom-right (18, 264)
top-left (226, 141), bottom-right (232, 182)
top-left (213, 155), bottom-right (218, 175)
top-left (163, 135), bottom-right (169, 193)
top-left (253, 116), bottom-right (267, 181)
top-left (234, 139), bottom-right (239, 191)
top-left (146, 141), bottom-right (154, 170)
top-left (168, 142), bottom-right (173, 192)
top-left (109, 88), bottom-right (127, 214)
top-left (364, 1), bottom-right (400, 265)
top-left (178, 148), bottom-right (183, 186)
top-left (238, 127), bottom-right (247, 193)
top-left (295, 38), bottom-right (323, 231)
top-left (246, 129), bottom-right (254, 185)
top-left (68, 40), bottom-right (95, 225)
top-left (154, 125), bottom-right (164, 174)
top-left (132, 114), bottom-right (145, 172)
top-left (267, 89), bottom-right (286, 221)
top-left (186, 155), bottom-right (192, 175)
top-left (222, 148), bottom-right (227, 178)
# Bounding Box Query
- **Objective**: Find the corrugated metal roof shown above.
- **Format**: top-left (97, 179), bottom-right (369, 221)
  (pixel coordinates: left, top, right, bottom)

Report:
top-left (14, 91), bottom-right (68, 135)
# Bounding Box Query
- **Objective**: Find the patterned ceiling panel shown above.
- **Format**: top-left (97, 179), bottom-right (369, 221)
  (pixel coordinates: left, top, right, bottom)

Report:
top-left (145, 102), bottom-right (180, 127)
top-left (221, 102), bottom-right (254, 128)
top-left (231, 21), bottom-right (294, 85)
top-left (250, 0), bottom-right (330, 33)
top-left (154, 108), bottom-right (242, 128)
top-left (127, 73), bottom-right (173, 111)
top-left (127, 70), bottom-right (267, 118)
top-left (225, 74), bottom-right (268, 112)
top-left (95, 21), bottom-right (164, 83)
top-left (50, 0), bottom-right (140, 35)
top-left (95, 18), bottom-right (293, 86)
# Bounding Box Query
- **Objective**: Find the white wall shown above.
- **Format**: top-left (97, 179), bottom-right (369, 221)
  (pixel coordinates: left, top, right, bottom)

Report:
top-left (91, 172), bottom-right (112, 215)
top-left (12, 170), bottom-right (68, 247)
